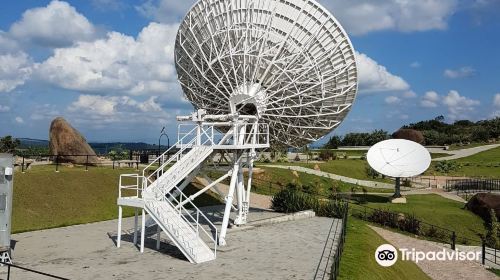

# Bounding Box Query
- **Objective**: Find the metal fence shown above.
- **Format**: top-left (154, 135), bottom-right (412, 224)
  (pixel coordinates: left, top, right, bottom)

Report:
top-left (445, 178), bottom-right (500, 194)
top-left (0, 261), bottom-right (69, 279)
top-left (330, 202), bottom-right (348, 280)
top-left (350, 204), bottom-right (465, 248)
top-left (482, 241), bottom-right (500, 268)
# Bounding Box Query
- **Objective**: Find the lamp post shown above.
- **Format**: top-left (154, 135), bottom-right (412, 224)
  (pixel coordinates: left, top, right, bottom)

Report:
top-left (158, 127), bottom-right (170, 166)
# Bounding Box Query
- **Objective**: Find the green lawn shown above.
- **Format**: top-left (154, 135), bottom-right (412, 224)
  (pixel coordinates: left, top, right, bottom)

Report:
top-left (338, 218), bottom-right (431, 280)
top-left (447, 142), bottom-right (489, 151)
top-left (206, 167), bottom-right (393, 197)
top-left (259, 159), bottom-right (392, 183)
top-left (362, 194), bottom-right (485, 244)
top-left (13, 165), bottom-right (221, 233)
top-left (430, 153), bottom-right (450, 159)
top-left (426, 146), bottom-right (500, 177)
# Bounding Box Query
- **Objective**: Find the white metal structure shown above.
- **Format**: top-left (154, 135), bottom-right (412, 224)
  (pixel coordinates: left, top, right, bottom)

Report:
top-left (175, 0), bottom-right (358, 147)
top-left (117, 0), bottom-right (357, 264)
top-left (367, 139), bottom-right (431, 197)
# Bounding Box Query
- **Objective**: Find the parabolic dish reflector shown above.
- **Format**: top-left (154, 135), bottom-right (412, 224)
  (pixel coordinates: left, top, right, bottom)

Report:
top-left (175, 0), bottom-right (358, 147)
top-left (367, 139), bottom-right (431, 178)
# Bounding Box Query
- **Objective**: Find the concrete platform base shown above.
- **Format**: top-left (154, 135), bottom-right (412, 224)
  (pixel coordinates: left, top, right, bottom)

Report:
top-left (391, 197), bottom-right (407, 204)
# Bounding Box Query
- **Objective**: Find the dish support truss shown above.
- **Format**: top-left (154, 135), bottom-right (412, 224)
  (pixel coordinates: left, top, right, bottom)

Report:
top-left (116, 109), bottom-right (269, 263)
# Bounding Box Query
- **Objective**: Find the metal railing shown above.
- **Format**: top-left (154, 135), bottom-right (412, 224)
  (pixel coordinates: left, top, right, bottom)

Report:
top-left (0, 261), bottom-right (69, 279)
top-left (177, 122), bottom-right (269, 149)
top-left (330, 202), bottom-right (349, 280)
top-left (482, 241), bottom-right (500, 268)
top-left (445, 178), bottom-right (500, 194)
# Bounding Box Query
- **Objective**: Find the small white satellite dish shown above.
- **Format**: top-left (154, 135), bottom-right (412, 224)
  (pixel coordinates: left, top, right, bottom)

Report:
top-left (367, 139), bottom-right (431, 178)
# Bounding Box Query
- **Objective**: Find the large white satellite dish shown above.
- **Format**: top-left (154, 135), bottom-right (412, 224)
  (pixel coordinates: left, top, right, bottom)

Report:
top-left (367, 139), bottom-right (431, 178)
top-left (175, 0), bottom-right (358, 147)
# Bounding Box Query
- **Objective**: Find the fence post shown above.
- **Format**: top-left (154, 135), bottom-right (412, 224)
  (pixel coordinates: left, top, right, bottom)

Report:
top-left (85, 155), bottom-right (89, 171)
top-left (55, 155), bottom-right (59, 172)
top-left (482, 240), bottom-right (486, 265)
top-left (22, 156), bottom-right (25, 173)
top-left (451, 231), bottom-right (456, 250)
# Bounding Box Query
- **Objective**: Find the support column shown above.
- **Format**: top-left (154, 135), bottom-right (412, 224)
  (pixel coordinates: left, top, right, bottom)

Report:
top-left (234, 162), bottom-right (245, 225)
top-left (133, 209), bottom-right (138, 245)
top-left (117, 206), bottom-right (122, 248)
top-left (156, 225), bottom-right (161, 250)
top-left (245, 149), bottom-right (255, 213)
top-left (140, 209), bottom-right (145, 253)
top-left (219, 152), bottom-right (241, 246)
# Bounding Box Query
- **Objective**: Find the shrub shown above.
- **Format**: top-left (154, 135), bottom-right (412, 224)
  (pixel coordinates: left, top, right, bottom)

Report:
top-left (402, 179), bottom-right (412, 188)
top-left (365, 165), bottom-right (379, 179)
top-left (398, 214), bottom-right (421, 234)
top-left (271, 188), bottom-right (346, 219)
top-left (319, 150), bottom-right (334, 161)
top-left (486, 209), bottom-right (499, 248)
top-left (435, 160), bottom-right (461, 173)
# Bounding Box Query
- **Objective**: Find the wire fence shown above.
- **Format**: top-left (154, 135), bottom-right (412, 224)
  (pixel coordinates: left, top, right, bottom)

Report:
top-left (0, 261), bottom-right (69, 279)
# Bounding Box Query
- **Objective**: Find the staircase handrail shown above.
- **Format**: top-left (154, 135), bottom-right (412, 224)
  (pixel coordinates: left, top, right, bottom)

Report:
top-left (160, 183), bottom-right (218, 257)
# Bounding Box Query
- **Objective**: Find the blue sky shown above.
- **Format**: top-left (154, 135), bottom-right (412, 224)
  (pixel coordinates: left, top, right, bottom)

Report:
top-left (0, 0), bottom-right (499, 144)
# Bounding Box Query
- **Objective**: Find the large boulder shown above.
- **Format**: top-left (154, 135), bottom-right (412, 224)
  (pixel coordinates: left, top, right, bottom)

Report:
top-left (49, 117), bottom-right (98, 165)
top-left (392, 129), bottom-right (425, 144)
top-left (465, 193), bottom-right (500, 222)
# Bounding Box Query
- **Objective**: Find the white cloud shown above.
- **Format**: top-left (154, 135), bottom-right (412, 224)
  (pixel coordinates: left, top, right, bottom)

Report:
top-left (410, 62), bottom-right (421, 68)
top-left (403, 91), bottom-right (417, 98)
top-left (0, 52), bottom-right (33, 93)
top-left (9, 0), bottom-right (96, 47)
top-left (68, 95), bottom-right (162, 116)
top-left (356, 52), bottom-right (410, 93)
top-left (92, 0), bottom-right (125, 11)
top-left (443, 66), bottom-right (476, 79)
top-left (136, 0), bottom-right (194, 23)
top-left (442, 90), bottom-right (480, 120)
top-left (0, 105), bottom-right (10, 112)
top-left (420, 91), bottom-right (440, 108)
top-left (493, 93), bottom-right (500, 108)
top-left (0, 31), bottom-right (19, 53)
top-left (15, 116), bottom-right (24, 124)
top-left (385, 96), bottom-right (401, 104)
top-left (319, 0), bottom-right (458, 35)
top-left (37, 22), bottom-right (179, 97)
top-left (137, 0), bottom-right (457, 36)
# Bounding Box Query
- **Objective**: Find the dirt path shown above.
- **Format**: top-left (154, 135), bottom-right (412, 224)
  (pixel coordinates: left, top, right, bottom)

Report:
top-left (369, 226), bottom-right (497, 280)
top-left (433, 144), bottom-right (500, 161)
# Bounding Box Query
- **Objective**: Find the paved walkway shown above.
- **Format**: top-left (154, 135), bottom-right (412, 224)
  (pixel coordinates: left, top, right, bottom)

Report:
top-left (5, 214), bottom-right (339, 280)
top-left (263, 165), bottom-right (398, 190)
top-left (349, 189), bottom-right (466, 203)
top-left (369, 226), bottom-right (497, 280)
top-left (433, 144), bottom-right (500, 161)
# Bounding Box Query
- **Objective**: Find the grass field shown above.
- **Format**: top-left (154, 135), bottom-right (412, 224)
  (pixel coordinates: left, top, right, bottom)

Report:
top-left (426, 146), bottom-right (500, 177)
top-left (338, 218), bottom-right (431, 280)
top-left (12, 165), bottom-right (221, 233)
top-left (207, 166), bottom-right (394, 197)
top-left (361, 194), bottom-right (485, 244)
top-left (259, 159), bottom-right (392, 183)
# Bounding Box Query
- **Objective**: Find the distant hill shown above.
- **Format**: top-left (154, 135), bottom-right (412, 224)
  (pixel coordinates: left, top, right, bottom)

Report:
top-left (18, 138), bottom-right (164, 155)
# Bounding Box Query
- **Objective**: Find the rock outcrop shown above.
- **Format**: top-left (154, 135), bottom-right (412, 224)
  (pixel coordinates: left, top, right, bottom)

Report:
top-left (49, 117), bottom-right (98, 165)
top-left (392, 129), bottom-right (425, 144)
top-left (465, 193), bottom-right (500, 222)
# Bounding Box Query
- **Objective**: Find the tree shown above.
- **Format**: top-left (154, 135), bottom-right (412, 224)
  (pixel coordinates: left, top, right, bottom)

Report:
top-left (324, 135), bottom-right (341, 149)
top-left (486, 209), bottom-right (499, 248)
top-left (0, 136), bottom-right (20, 153)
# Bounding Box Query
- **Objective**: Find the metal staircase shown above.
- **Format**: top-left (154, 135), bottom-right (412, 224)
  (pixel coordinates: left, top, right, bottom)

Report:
top-left (117, 110), bottom-right (270, 263)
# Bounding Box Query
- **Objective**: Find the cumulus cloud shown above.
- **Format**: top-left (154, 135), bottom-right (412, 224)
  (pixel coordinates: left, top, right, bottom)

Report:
top-left (410, 62), bottom-right (421, 68)
top-left (0, 105), bottom-right (10, 112)
top-left (403, 91), bottom-right (417, 98)
top-left (0, 31), bottom-right (19, 53)
top-left (37, 22), bottom-right (179, 97)
top-left (356, 52), bottom-right (410, 93)
top-left (443, 66), bottom-right (476, 79)
top-left (420, 91), bottom-right (440, 108)
top-left (442, 90), bottom-right (480, 119)
top-left (319, 0), bottom-right (458, 35)
top-left (0, 52), bottom-right (33, 93)
top-left (68, 95), bottom-right (163, 116)
top-left (137, 0), bottom-right (457, 36)
top-left (136, 0), bottom-right (194, 23)
top-left (15, 116), bottom-right (24, 124)
top-left (493, 93), bottom-right (500, 108)
top-left (9, 0), bottom-right (97, 47)
top-left (385, 96), bottom-right (401, 104)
